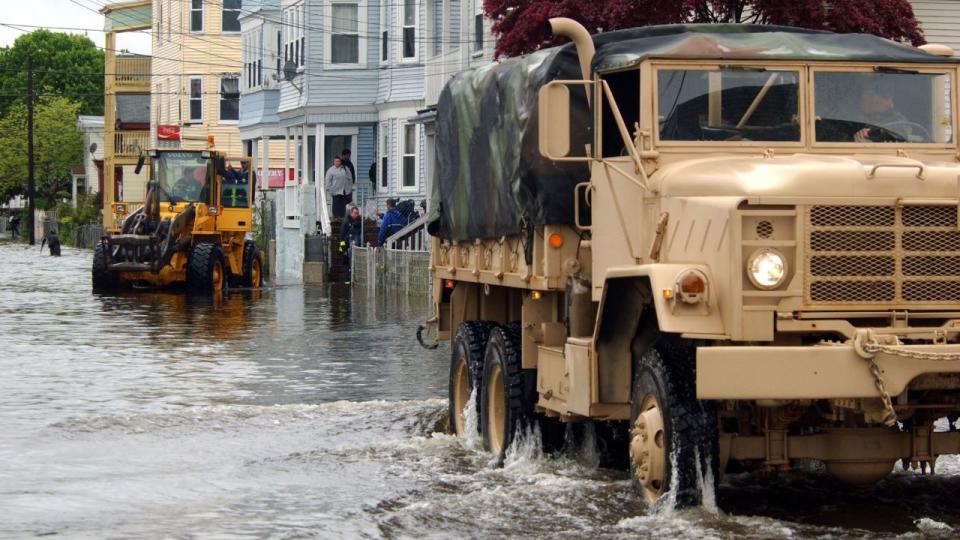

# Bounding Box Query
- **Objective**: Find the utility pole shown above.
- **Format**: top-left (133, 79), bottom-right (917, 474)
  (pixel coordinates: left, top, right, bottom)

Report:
top-left (26, 56), bottom-right (35, 245)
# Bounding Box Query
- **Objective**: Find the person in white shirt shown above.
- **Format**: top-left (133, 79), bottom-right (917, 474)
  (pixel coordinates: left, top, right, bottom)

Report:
top-left (325, 157), bottom-right (354, 219)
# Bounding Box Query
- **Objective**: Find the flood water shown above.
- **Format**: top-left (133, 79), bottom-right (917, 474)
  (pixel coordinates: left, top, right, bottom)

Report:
top-left (2, 240), bottom-right (960, 539)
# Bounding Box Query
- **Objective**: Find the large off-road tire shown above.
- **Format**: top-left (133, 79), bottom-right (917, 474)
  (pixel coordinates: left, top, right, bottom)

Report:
top-left (241, 240), bottom-right (263, 288)
top-left (92, 242), bottom-right (118, 292)
top-left (629, 342), bottom-right (717, 507)
top-left (448, 321), bottom-right (497, 436)
top-left (481, 324), bottom-right (534, 463)
top-left (187, 243), bottom-right (227, 293)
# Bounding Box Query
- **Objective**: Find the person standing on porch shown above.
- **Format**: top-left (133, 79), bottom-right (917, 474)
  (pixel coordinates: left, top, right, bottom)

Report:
top-left (340, 149), bottom-right (356, 183)
top-left (325, 157), bottom-right (354, 219)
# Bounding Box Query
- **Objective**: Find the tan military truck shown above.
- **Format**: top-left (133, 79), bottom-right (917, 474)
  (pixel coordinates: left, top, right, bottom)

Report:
top-left (427, 19), bottom-right (960, 506)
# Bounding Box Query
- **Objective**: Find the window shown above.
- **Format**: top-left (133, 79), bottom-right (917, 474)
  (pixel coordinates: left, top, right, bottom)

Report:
top-left (189, 76), bottom-right (202, 122)
top-left (332, 3), bottom-right (360, 64)
top-left (814, 70), bottom-right (953, 144)
top-left (430, 0), bottom-right (442, 57)
top-left (380, 1), bottom-right (388, 63)
top-left (657, 68), bottom-right (801, 142)
top-left (402, 124), bottom-right (417, 189)
top-left (157, 1), bottom-right (162, 43)
top-left (223, 0), bottom-right (242, 33)
top-left (473, 0), bottom-right (483, 53)
top-left (284, 4), bottom-right (306, 68)
top-left (379, 122), bottom-right (389, 191)
top-left (277, 30), bottom-right (282, 75)
top-left (402, 0), bottom-right (417, 60)
top-left (190, 0), bottom-right (203, 33)
top-left (220, 76), bottom-right (240, 122)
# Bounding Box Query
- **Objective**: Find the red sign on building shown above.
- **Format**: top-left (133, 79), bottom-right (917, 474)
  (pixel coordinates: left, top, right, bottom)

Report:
top-left (157, 124), bottom-right (181, 141)
top-left (257, 168), bottom-right (292, 189)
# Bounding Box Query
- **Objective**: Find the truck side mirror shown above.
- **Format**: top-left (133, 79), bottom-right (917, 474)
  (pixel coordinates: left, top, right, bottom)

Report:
top-left (538, 81), bottom-right (592, 161)
top-left (134, 153), bottom-right (145, 175)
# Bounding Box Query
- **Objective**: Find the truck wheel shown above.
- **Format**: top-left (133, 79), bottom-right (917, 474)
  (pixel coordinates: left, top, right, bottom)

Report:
top-left (629, 344), bottom-right (717, 507)
top-left (448, 321), bottom-right (496, 436)
top-left (241, 240), bottom-right (263, 288)
top-left (187, 243), bottom-right (227, 293)
top-left (92, 242), bottom-right (118, 292)
top-left (481, 324), bottom-right (531, 462)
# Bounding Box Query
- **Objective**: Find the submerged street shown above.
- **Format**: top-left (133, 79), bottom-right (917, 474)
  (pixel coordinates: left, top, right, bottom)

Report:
top-left (2, 241), bottom-right (960, 538)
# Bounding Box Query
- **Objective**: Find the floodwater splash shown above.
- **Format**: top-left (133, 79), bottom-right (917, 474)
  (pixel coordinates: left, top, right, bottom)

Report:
top-left (461, 388), bottom-right (481, 449)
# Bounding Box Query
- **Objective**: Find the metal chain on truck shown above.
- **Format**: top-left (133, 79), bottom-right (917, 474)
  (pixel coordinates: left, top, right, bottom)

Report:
top-left (853, 329), bottom-right (960, 427)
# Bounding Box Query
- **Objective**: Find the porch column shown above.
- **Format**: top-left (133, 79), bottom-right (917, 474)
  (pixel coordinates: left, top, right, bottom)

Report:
top-left (261, 135), bottom-right (269, 190)
top-left (315, 123), bottom-right (329, 235)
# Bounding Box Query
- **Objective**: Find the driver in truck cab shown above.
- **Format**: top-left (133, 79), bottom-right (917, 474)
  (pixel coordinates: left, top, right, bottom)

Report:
top-left (816, 74), bottom-right (915, 143)
top-left (851, 79), bottom-right (907, 142)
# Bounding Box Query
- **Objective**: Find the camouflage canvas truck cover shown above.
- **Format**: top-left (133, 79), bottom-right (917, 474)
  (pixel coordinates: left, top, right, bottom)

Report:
top-left (427, 19), bottom-right (960, 507)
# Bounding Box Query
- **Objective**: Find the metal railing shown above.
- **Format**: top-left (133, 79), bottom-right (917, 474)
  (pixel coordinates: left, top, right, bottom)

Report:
top-left (384, 215), bottom-right (429, 251)
top-left (351, 246), bottom-right (431, 297)
top-left (114, 130), bottom-right (149, 157)
top-left (115, 56), bottom-right (151, 88)
top-left (72, 224), bottom-right (104, 249)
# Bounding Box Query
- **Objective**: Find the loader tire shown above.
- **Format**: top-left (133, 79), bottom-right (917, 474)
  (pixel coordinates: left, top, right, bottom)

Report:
top-left (629, 342), bottom-right (717, 508)
top-left (92, 242), bottom-right (118, 292)
top-left (481, 324), bottom-right (534, 463)
top-left (187, 243), bottom-right (226, 293)
top-left (241, 240), bottom-right (263, 289)
top-left (448, 320), bottom-right (497, 436)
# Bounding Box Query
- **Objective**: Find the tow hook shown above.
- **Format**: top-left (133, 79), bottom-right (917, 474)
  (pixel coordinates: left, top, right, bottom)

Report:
top-left (416, 315), bottom-right (440, 350)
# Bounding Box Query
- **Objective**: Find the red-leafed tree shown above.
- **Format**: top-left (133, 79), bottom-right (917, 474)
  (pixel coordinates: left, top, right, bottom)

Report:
top-left (484, 0), bottom-right (925, 58)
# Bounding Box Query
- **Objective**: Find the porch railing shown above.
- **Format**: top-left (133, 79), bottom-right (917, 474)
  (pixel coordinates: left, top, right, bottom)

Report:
top-left (115, 56), bottom-right (151, 88)
top-left (384, 215), bottom-right (429, 251)
top-left (114, 130), bottom-right (149, 158)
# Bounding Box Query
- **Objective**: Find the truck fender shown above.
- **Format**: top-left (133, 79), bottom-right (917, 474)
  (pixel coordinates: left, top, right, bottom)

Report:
top-left (593, 265), bottom-right (725, 403)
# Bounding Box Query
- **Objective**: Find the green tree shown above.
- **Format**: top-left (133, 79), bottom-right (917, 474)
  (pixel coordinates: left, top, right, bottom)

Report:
top-left (0, 97), bottom-right (84, 208)
top-left (0, 30), bottom-right (104, 116)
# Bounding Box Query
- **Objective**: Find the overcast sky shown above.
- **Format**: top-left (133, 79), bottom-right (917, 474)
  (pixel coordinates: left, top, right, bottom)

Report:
top-left (0, 0), bottom-right (152, 54)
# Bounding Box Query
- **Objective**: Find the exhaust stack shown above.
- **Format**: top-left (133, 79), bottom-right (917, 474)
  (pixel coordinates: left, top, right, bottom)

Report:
top-left (549, 18), bottom-right (595, 82)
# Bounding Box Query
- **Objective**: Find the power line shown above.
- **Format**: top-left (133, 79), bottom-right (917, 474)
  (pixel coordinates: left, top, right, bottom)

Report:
top-left (0, 20), bottom-right (493, 79)
top-left (69, 0), bottom-right (500, 48)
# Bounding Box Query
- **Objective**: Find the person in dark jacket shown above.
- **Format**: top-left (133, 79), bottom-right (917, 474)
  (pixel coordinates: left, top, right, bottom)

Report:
top-left (9, 214), bottom-right (21, 239)
top-left (378, 198), bottom-right (408, 246)
top-left (340, 149), bottom-right (356, 184)
top-left (40, 229), bottom-right (61, 256)
top-left (339, 205), bottom-right (363, 269)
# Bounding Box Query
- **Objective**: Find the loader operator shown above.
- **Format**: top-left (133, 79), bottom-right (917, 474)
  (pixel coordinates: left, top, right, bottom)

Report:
top-left (172, 167), bottom-right (204, 201)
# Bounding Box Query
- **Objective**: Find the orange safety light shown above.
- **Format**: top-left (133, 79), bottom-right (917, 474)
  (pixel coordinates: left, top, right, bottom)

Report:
top-left (548, 233), bottom-right (564, 249)
top-left (444, 279), bottom-right (455, 289)
top-left (207, 134), bottom-right (215, 147)
top-left (679, 273), bottom-right (706, 294)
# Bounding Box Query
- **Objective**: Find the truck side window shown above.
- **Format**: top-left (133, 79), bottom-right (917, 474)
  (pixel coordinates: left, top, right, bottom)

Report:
top-left (601, 70), bottom-right (640, 157)
top-left (658, 69), bottom-right (800, 142)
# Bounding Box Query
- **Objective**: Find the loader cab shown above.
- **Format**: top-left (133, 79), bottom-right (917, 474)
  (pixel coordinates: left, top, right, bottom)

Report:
top-left (214, 157), bottom-right (256, 232)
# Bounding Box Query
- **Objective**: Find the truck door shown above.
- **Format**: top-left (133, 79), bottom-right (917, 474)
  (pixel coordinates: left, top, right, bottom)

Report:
top-left (217, 159), bottom-right (254, 232)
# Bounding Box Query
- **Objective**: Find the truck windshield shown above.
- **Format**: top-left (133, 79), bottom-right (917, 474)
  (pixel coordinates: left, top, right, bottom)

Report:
top-left (153, 152), bottom-right (210, 203)
top-left (814, 70), bottom-right (953, 144)
top-left (658, 68), bottom-right (800, 142)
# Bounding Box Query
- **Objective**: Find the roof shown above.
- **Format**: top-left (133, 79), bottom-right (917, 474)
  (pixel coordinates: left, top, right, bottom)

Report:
top-left (588, 24), bottom-right (960, 72)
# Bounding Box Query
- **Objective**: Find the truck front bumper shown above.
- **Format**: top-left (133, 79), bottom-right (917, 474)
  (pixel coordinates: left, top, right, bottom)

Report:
top-left (697, 343), bottom-right (960, 399)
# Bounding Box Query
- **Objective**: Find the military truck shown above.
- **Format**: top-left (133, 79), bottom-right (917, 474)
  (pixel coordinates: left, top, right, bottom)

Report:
top-left (428, 19), bottom-right (960, 506)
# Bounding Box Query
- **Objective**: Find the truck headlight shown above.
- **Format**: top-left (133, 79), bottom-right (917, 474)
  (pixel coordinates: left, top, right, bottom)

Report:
top-left (747, 248), bottom-right (787, 289)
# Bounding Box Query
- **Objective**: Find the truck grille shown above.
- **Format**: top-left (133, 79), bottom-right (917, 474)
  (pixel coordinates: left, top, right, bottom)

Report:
top-left (805, 205), bottom-right (960, 305)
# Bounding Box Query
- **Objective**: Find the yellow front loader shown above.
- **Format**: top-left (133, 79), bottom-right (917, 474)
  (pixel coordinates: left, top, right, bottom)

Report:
top-left (92, 149), bottom-right (263, 293)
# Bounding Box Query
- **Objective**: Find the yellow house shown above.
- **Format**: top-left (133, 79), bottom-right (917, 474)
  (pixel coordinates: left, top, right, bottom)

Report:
top-left (100, 0), bottom-right (152, 229)
top-left (151, 0), bottom-right (243, 156)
